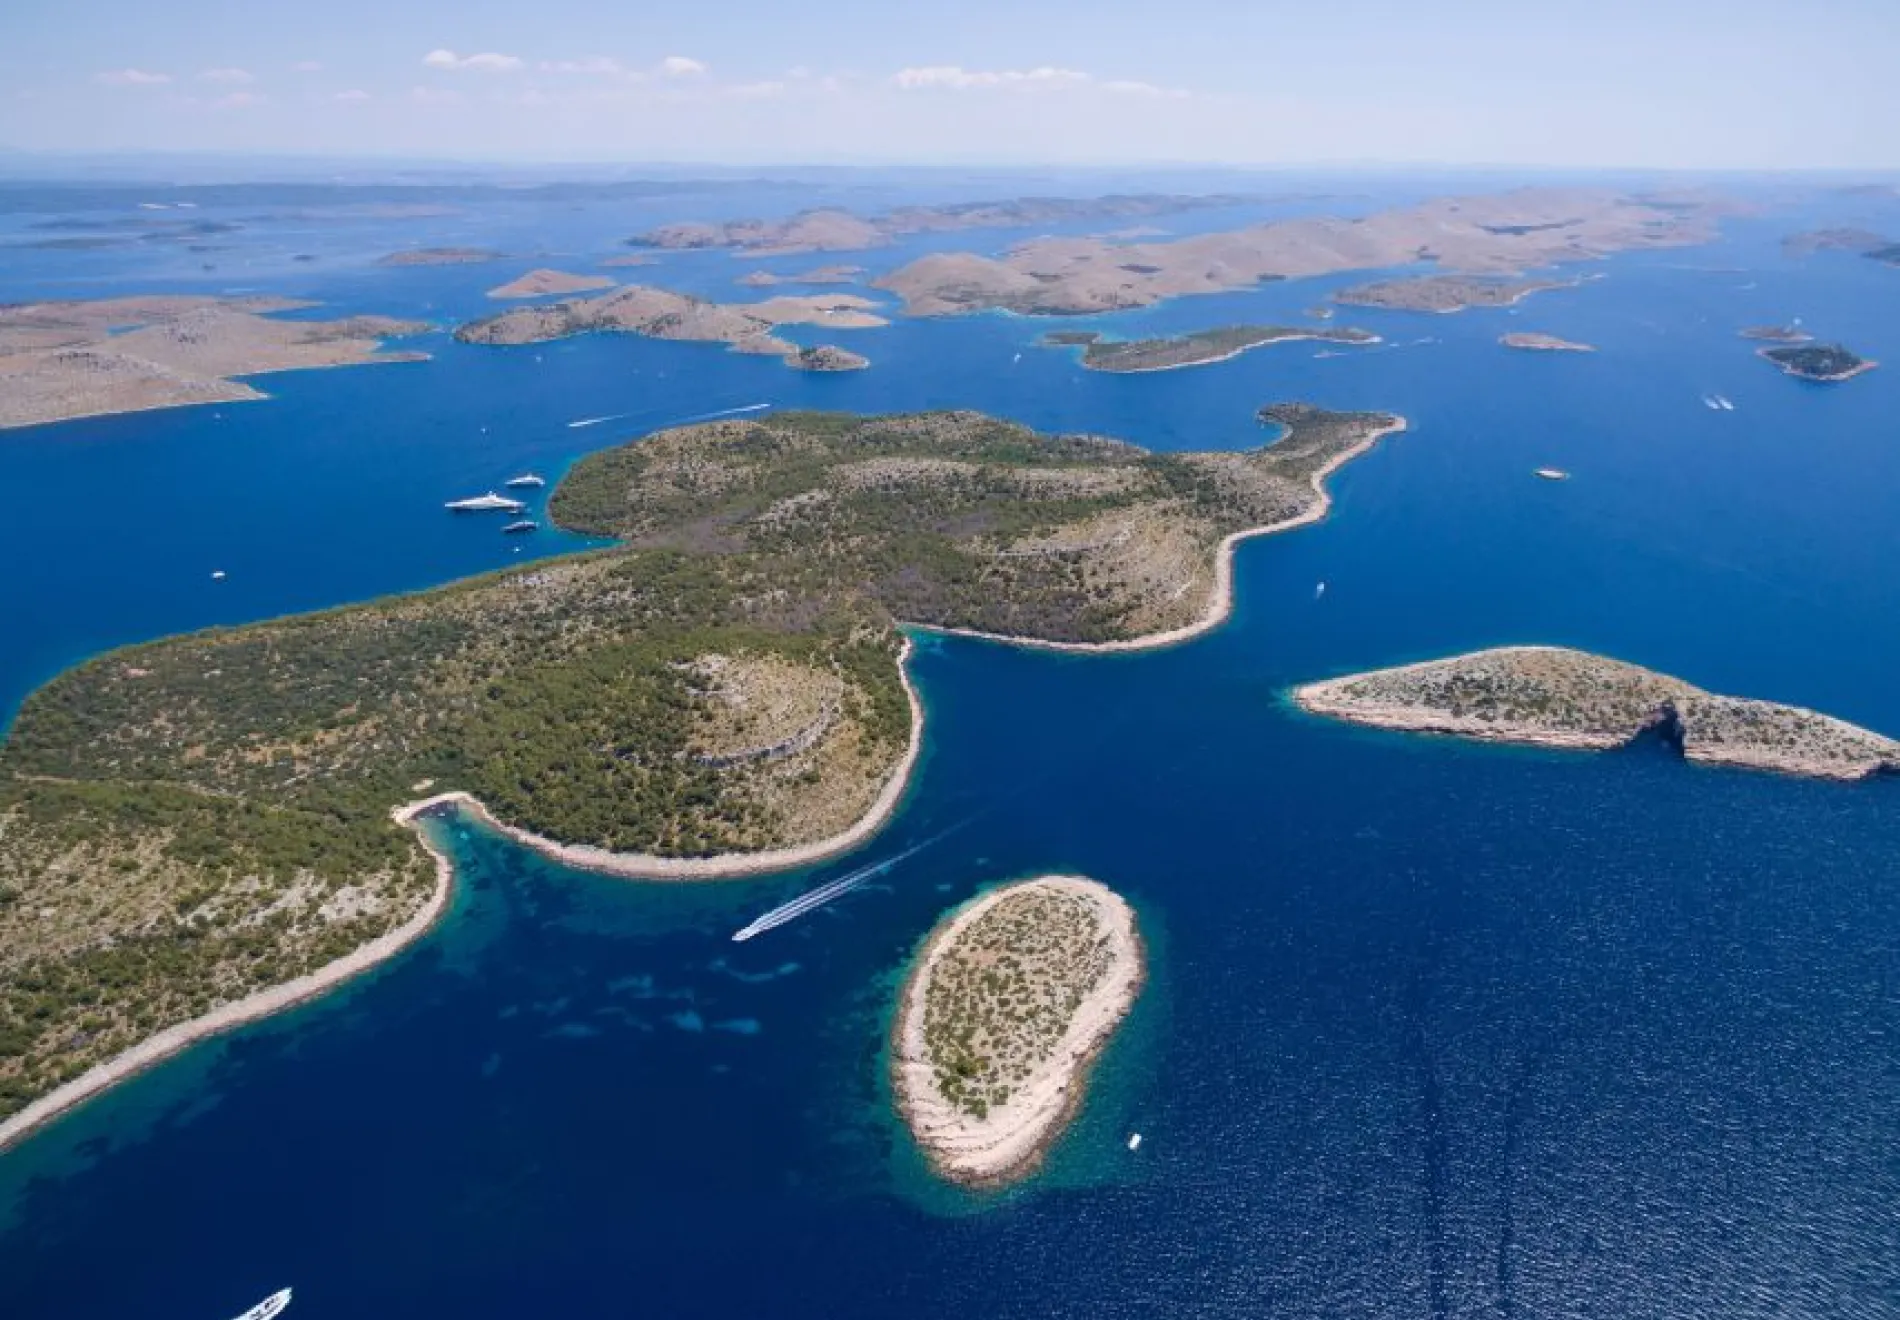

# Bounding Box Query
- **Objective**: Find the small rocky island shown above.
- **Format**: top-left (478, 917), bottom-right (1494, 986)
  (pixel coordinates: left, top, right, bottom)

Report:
top-left (1501, 331), bottom-right (1595, 352)
top-left (376, 246), bottom-right (504, 267)
top-left (786, 345), bottom-right (868, 371)
top-left (893, 875), bottom-right (1144, 1188)
top-left (486, 268), bottom-right (617, 299)
top-left (1757, 343), bottom-right (1877, 382)
top-left (1335, 275), bottom-right (1570, 313)
top-left (1044, 324), bottom-right (1378, 373)
top-left (1295, 646), bottom-right (1900, 781)
top-left (736, 264), bottom-right (864, 288)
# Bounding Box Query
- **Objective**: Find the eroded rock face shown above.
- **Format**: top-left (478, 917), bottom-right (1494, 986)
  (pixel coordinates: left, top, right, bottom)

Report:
top-left (1295, 646), bottom-right (1900, 780)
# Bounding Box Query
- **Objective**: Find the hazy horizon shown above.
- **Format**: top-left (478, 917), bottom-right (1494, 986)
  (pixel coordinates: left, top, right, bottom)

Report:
top-left (4, 0), bottom-right (1896, 170)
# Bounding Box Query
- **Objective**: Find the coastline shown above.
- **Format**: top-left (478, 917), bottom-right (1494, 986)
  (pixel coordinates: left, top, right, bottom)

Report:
top-left (909, 418), bottom-right (1407, 655)
top-left (394, 637), bottom-right (926, 882)
top-left (890, 876), bottom-right (1145, 1188)
top-left (0, 802), bottom-right (457, 1155)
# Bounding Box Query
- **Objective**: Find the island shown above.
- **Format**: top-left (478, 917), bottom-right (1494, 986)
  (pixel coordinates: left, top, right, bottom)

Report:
top-left (486, 268), bottom-right (618, 299)
top-left (1738, 325), bottom-right (1812, 343)
top-left (1294, 647), bottom-right (1900, 780)
top-left (786, 345), bottom-right (868, 371)
top-left (598, 254), bottom-right (657, 268)
top-left (0, 402), bottom-right (1403, 1139)
top-left (1336, 275), bottom-right (1570, 313)
top-left (0, 295), bottom-right (431, 430)
top-left (1756, 343), bottom-right (1877, 382)
top-left (874, 188), bottom-right (1720, 316)
top-left (892, 875), bottom-right (1143, 1188)
top-left (628, 194), bottom-right (1247, 256)
top-left (1783, 229), bottom-right (1900, 266)
top-left (376, 246), bottom-right (504, 267)
top-left (455, 284), bottom-right (886, 370)
top-left (1501, 332), bottom-right (1595, 352)
top-left (1043, 324), bottom-right (1379, 373)
top-left (736, 264), bottom-right (865, 288)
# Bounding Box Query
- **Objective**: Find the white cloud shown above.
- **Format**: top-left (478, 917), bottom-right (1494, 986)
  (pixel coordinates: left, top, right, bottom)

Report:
top-left (333, 89), bottom-right (372, 102)
top-left (893, 65), bottom-right (1088, 91)
top-left (200, 67), bottom-right (255, 84)
top-left (214, 91), bottom-right (265, 109)
top-left (292, 60), bottom-right (323, 73)
top-left (539, 56), bottom-right (631, 77)
top-left (1101, 79), bottom-right (1188, 99)
top-left (422, 49), bottom-right (523, 72)
top-left (660, 55), bottom-right (707, 77)
top-left (95, 68), bottom-right (172, 86)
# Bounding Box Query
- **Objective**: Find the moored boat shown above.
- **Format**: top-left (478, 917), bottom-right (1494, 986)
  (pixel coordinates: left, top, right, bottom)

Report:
top-left (445, 492), bottom-right (526, 513)
top-left (502, 519), bottom-right (539, 534)
top-left (504, 473), bottom-right (546, 488)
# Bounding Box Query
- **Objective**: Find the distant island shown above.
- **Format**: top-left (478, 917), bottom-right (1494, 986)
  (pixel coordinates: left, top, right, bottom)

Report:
top-left (486, 268), bottom-right (617, 299)
top-left (736, 264), bottom-right (865, 288)
top-left (455, 284), bottom-right (886, 369)
top-left (628, 194), bottom-right (1248, 256)
top-left (376, 246), bottom-right (504, 267)
top-left (873, 189), bottom-right (1718, 317)
top-left (1500, 331), bottom-right (1595, 352)
top-left (786, 345), bottom-right (868, 371)
top-left (892, 875), bottom-right (1143, 1188)
top-left (1783, 229), bottom-right (1900, 267)
top-left (1337, 275), bottom-right (1571, 313)
top-left (597, 253), bottom-right (657, 268)
top-left (0, 295), bottom-right (430, 430)
top-left (1043, 324), bottom-right (1378, 373)
top-left (0, 403), bottom-right (1402, 1140)
top-left (1738, 325), bottom-right (1812, 343)
top-left (1757, 343), bottom-right (1877, 382)
top-left (1295, 646), bottom-right (1900, 780)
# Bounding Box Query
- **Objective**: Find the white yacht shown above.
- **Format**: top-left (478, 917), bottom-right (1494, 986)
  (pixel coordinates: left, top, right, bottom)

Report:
top-left (445, 492), bottom-right (526, 514)
top-left (229, 1288), bottom-right (292, 1320)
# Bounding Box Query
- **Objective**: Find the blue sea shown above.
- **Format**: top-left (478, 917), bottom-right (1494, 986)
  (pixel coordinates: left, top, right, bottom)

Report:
top-left (2, 174), bottom-right (1897, 1320)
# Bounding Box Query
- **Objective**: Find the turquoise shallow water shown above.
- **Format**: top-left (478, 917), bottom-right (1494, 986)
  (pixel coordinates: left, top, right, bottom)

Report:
top-left (2, 179), bottom-right (1898, 1319)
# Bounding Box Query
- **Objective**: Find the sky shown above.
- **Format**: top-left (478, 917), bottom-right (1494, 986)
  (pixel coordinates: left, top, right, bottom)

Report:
top-left (1, 0), bottom-right (1896, 170)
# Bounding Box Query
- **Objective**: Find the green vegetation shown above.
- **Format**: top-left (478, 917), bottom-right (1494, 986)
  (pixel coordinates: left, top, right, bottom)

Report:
top-left (0, 404), bottom-right (1397, 1122)
top-left (1759, 343), bottom-right (1874, 381)
top-left (919, 883), bottom-right (1117, 1118)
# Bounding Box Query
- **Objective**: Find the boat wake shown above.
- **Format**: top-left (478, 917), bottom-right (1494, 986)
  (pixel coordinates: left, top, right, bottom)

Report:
top-left (675, 402), bottom-right (772, 427)
top-left (566, 412), bottom-right (630, 429)
top-left (730, 827), bottom-right (955, 943)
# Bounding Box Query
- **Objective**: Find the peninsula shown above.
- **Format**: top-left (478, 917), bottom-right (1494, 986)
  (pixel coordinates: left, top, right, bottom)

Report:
top-left (1501, 331), bottom-right (1596, 352)
top-left (0, 402), bottom-right (1401, 1134)
top-left (628, 194), bottom-right (1247, 256)
top-left (486, 268), bottom-right (617, 299)
top-left (376, 246), bottom-right (504, 266)
top-left (1757, 343), bottom-right (1877, 382)
top-left (874, 188), bottom-right (1718, 316)
top-left (1294, 647), bottom-right (1900, 781)
top-left (1336, 275), bottom-right (1570, 313)
top-left (892, 876), bottom-right (1143, 1188)
top-left (455, 284), bottom-right (886, 369)
top-left (1044, 324), bottom-right (1378, 372)
top-left (0, 295), bottom-right (431, 430)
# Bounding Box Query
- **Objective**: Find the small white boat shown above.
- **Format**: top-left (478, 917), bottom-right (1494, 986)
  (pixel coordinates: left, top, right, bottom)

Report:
top-left (211, 570), bottom-right (227, 580)
top-left (1716, 395), bottom-right (1735, 411)
top-left (504, 473), bottom-right (546, 489)
top-left (1534, 468), bottom-right (1571, 481)
top-left (229, 1287), bottom-right (292, 1320)
top-left (1702, 394), bottom-right (1722, 410)
top-left (1126, 1132), bottom-right (1142, 1151)
top-left (1314, 581), bottom-right (1327, 600)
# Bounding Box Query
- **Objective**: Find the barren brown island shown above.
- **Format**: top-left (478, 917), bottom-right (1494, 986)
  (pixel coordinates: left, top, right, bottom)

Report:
top-left (0, 402), bottom-right (1399, 1147)
top-left (1295, 647), bottom-right (1900, 780)
top-left (893, 876), bottom-right (1143, 1188)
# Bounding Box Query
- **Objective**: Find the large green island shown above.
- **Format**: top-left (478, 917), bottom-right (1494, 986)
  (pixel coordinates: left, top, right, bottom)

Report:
top-left (892, 875), bottom-right (1143, 1188)
top-left (1294, 647), bottom-right (1900, 780)
top-left (0, 403), bottom-right (1403, 1142)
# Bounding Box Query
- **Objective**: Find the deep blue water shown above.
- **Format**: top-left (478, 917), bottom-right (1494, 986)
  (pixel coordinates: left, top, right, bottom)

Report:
top-left (2, 178), bottom-right (1898, 1320)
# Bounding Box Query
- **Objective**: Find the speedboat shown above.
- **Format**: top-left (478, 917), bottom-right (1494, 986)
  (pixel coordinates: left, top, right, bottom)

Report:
top-left (229, 1288), bottom-right (292, 1320)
